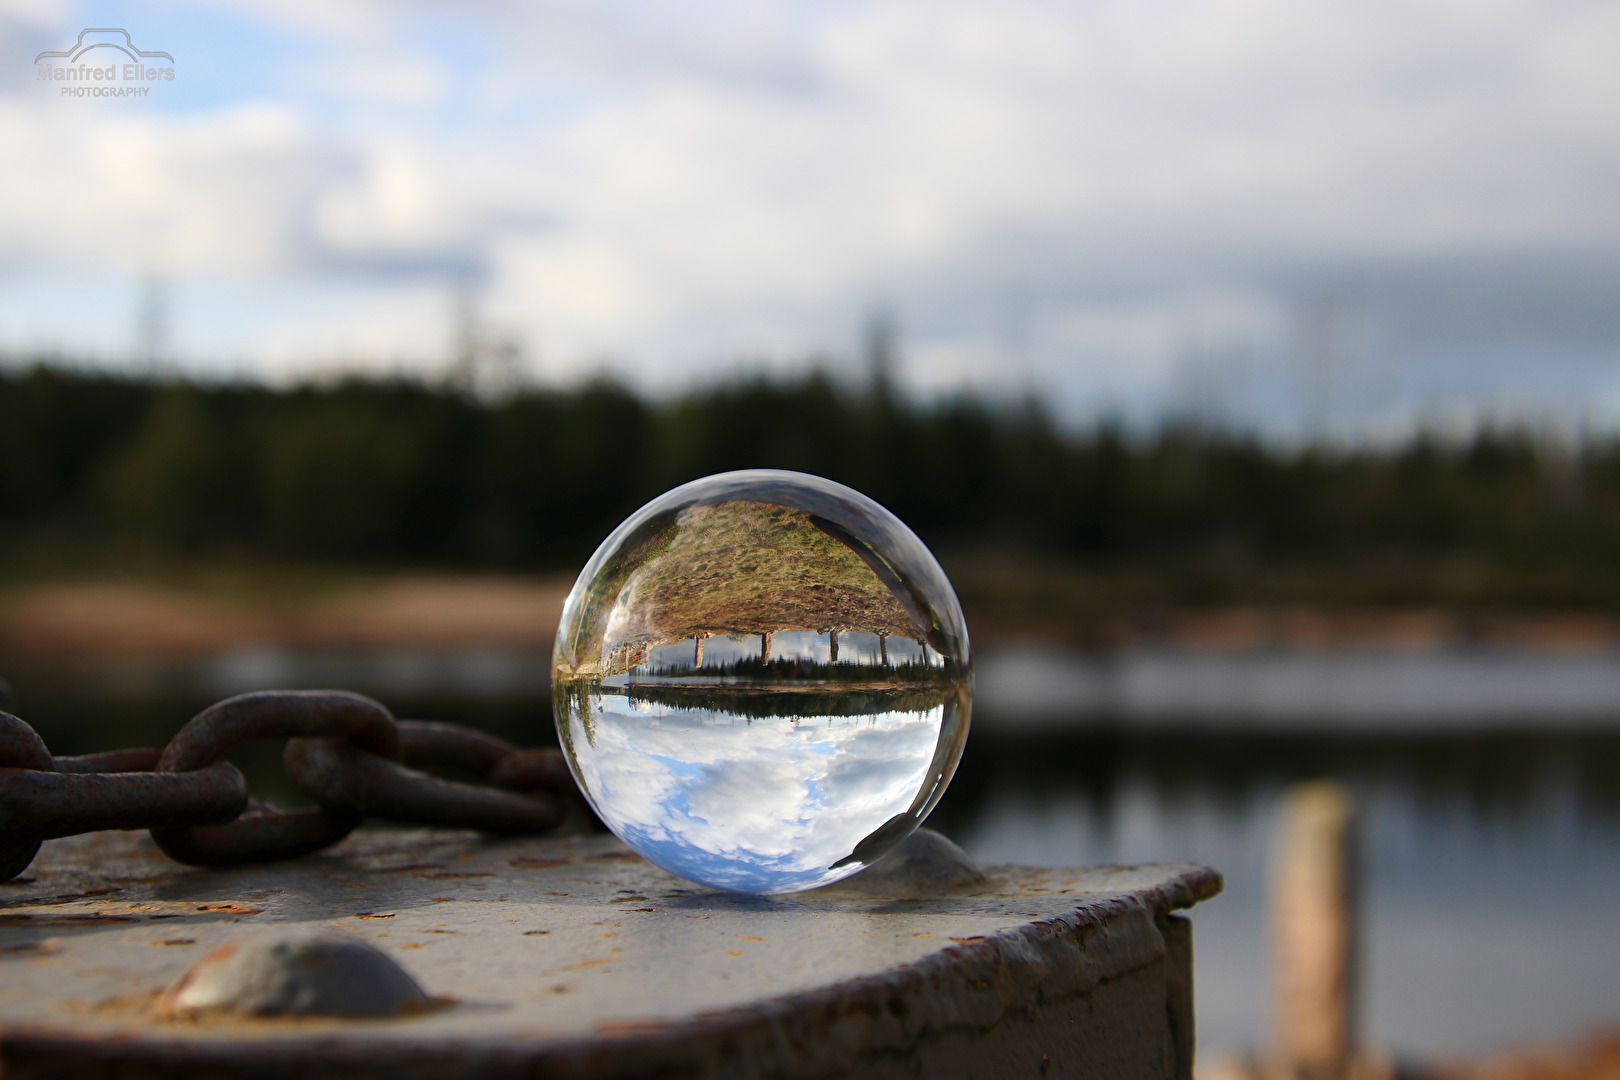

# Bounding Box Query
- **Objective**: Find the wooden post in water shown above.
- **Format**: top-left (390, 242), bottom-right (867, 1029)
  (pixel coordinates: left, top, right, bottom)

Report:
top-left (1272, 781), bottom-right (1358, 1080)
top-left (760, 631), bottom-right (773, 663)
top-left (693, 634), bottom-right (706, 668)
top-left (829, 629), bottom-right (839, 663)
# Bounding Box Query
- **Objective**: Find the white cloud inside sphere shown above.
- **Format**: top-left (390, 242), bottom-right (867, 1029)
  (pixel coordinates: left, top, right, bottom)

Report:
top-left (565, 693), bottom-right (944, 893)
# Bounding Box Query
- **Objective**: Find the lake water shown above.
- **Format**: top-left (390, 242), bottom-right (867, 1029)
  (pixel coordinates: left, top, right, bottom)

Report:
top-left (935, 726), bottom-right (1620, 1060)
top-left (8, 644), bottom-right (1620, 1062)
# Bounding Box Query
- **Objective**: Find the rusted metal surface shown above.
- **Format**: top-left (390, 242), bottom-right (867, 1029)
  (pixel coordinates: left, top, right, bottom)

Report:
top-left (158, 690), bottom-right (404, 770)
top-left (52, 748), bottom-right (163, 773)
top-left (0, 827), bottom-right (1220, 1079)
top-left (0, 712), bottom-right (53, 772)
top-left (148, 800), bottom-right (366, 868)
top-left (284, 721), bottom-right (567, 834)
top-left (0, 763), bottom-right (248, 839)
top-left (0, 712), bottom-right (55, 881)
top-left (2, 712), bottom-right (248, 882)
top-left (1, 692), bottom-right (576, 881)
top-left (151, 690), bottom-right (402, 866)
top-left (394, 721), bottom-right (576, 808)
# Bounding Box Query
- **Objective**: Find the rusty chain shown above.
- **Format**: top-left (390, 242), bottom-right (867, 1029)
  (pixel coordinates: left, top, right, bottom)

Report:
top-left (0, 690), bottom-right (574, 882)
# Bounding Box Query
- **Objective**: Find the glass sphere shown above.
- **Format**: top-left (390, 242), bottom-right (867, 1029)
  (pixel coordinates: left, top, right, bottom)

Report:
top-left (552, 470), bottom-right (972, 895)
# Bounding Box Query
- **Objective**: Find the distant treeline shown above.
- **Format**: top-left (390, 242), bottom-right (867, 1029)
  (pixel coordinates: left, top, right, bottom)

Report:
top-left (2, 362), bottom-right (1618, 572)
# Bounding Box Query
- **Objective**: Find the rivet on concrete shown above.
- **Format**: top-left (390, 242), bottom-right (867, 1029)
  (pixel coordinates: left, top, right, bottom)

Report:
top-left (161, 933), bottom-right (433, 1019)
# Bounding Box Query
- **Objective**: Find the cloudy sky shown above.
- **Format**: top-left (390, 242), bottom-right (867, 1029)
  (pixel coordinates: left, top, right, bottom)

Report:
top-left (567, 691), bottom-right (945, 893)
top-left (2, 0), bottom-right (1617, 431)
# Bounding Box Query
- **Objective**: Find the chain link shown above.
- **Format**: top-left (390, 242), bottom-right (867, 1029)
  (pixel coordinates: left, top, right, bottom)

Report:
top-left (285, 721), bottom-right (568, 834)
top-left (1, 711), bottom-right (57, 881)
top-left (150, 690), bottom-right (400, 866)
top-left (0, 691), bottom-right (576, 882)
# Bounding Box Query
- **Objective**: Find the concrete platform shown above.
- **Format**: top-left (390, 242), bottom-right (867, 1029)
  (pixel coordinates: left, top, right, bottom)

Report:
top-left (0, 829), bottom-right (1220, 1079)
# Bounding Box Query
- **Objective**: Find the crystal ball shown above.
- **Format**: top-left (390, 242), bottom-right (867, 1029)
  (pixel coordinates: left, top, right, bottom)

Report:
top-left (552, 470), bottom-right (972, 894)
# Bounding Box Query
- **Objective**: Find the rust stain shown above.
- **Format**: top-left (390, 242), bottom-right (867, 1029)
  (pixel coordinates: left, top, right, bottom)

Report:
top-left (15, 887), bottom-right (119, 906)
top-left (559, 957), bottom-right (617, 971)
top-left (2, 821), bottom-right (1220, 1068)
top-left (0, 899), bottom-right (260, 927)
top-left (0, 912), bottom-right (137, 926)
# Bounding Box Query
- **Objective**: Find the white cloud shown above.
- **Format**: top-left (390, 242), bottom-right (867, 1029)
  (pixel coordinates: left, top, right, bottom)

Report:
top-left (0, 100), bottom-right (329, 275)
top-left (2, 0), bottom-right (1617, 423)
top-left (565, 691), bottom-right (947, 893)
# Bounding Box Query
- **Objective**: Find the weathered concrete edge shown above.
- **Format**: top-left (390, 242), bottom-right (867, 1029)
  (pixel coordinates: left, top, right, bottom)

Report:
top-left (0, 864), bottom-right (1222, 1079)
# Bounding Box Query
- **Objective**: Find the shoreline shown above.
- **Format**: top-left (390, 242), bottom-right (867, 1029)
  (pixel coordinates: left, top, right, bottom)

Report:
top-left (6, 574), bottom-right (1620, 667)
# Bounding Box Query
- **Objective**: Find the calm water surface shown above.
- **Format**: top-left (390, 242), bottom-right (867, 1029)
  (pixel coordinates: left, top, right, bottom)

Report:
top-left (930, 728), bottom-right (1620, 1059)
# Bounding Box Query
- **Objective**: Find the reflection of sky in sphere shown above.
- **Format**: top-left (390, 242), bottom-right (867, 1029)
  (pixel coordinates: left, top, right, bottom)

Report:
top-left (567, 693), bottom-right (944, 893)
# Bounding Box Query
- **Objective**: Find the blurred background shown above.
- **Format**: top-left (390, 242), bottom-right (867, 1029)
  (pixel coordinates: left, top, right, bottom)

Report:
top-left (3, 0), bottom-right (1619, 1074)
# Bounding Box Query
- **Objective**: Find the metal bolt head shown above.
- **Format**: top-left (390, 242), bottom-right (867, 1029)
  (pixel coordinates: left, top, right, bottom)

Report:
top-left (160, 933), bottom-right (433, 1019)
